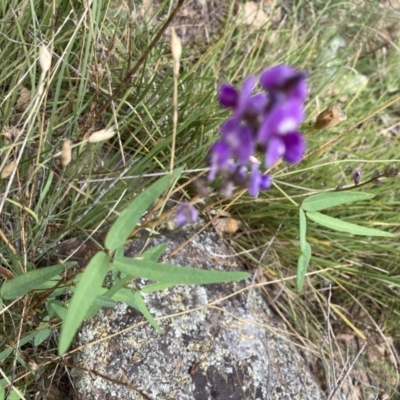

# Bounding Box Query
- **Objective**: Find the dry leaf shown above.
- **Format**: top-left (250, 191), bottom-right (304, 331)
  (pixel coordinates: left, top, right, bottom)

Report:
top-left (1, 126), bottom-right (20, 142)
top-left (314, 104), bottom-right (347, 130)
top-left (0, 265), bottom-right (14, 280)
top-left (237, 2), bottom-right (268, 29)
top-left (1, 160), bottom-right (17, 179)
top-left (213, 217), bottom-right (241, 234)
top-left (16, 87), bottom-right (31, 111)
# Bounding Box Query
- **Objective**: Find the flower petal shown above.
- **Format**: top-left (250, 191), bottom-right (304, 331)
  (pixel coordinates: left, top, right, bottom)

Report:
top-left (218, 84), bottom-right (238, 108)
top-left (176, 202), bottom-right (198, 227)
top-left (265, 136), bottom-right (286, 167)
top-left (282, 132), bottom-right (305, 164)
top-left (258, 100), bottom-right (304, 143)
top-left (260, 64), bottom-right (307, 102)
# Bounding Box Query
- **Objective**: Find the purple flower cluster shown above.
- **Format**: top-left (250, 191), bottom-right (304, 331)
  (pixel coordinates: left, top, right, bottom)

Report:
top-left (176, 65), bottom-right (308, 227)
top-left (210, 64), bottom-right (307, 197)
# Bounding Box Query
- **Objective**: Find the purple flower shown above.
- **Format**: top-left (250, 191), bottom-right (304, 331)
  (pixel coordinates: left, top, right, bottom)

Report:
top-left (353, 170), bottom-right (361, 185)
top-left (260, 64), bottom-right (307, 102)
top-left (176, 202), bottom-right (198, 227)
top-left (265, 132), bottom-right (305, 167)
top-left (258, 99), bottom-right (305, 143)
top-left (221, 119), bottom-right (254, 164)
top-left (282, 132), bottom-right (305, 164)
top-left (218, 76), bottom-right (255, 112)
top-left (208, 141), bottom-right (232, 181)
top-left (218, 84), bottom-right (238, 108)
top-left (265, 136), bottom-right (286, 168)
top-left (207, 64), bottom-right (308, 198)
top-left (248, 162), bottom-right (273, 197)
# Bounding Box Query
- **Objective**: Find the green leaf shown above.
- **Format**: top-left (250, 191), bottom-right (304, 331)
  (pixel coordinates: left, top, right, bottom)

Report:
top-left (0, 262), bottom-right (76, 300)
top-left (306, 211), bottom-right (394, 237)
top-left (0, 385), bottom-right (4, 400)
top-left (34, 328), bottom-right (52, 346)
top-left (9, 388), bottom-right (24, 400)
top-left (105, 169), bottom-right (182, 251)
top-left (297, 242), bottom-right (312, 291)
top-left (141, 282), bottom-right (176, 293)
top-left (302, 191), bottom-right (375, 212)
top-left (47, 300), bottom-right (67, 320)
top-left (114, 257), bottom-right (249, 285)
top-left (8, 387), bottom-right (24, 400)
top-left (0, 348), bottom-right (12, 362)
top-left (93, 296), bottom-right (117, 308)
top-left (141, 243), bottom-right (168, 261)
top-left (112, 287), bottom-right (139, 309)
top-left (299, 208), bottom-right (307, 252)
top-left (58, 251), bottom-right (110, 355)
top-left (0, 329), bottom-right (41, 363)
top-left (134, 291), bottom-right (162, 332)
top-left (85, 276), bottom-right (131, 319)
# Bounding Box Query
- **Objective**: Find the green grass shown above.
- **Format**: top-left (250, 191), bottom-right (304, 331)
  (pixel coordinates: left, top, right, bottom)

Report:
top-left (0, 0), bottom-right (400, 398)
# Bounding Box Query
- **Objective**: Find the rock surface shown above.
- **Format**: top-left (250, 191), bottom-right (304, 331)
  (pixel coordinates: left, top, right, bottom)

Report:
top-left (71, 224), bottom-right (324, 399)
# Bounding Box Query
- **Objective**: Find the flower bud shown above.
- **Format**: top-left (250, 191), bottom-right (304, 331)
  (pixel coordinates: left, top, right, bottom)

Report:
top-left (39, 44), bottom-right (51, 73)
top-left (61, 139), bottom-right (72, 167)
top-left (314, 104), bottom-right (347, 130)
top-left (1, 160), bottom-right (17, 179)
top-left (87, 128), bottom-right (116, 143)
top-left (353, 170), bottom-right (361, 185)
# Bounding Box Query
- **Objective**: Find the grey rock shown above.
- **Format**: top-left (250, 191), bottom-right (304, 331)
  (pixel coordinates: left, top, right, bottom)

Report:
top-left (71, 225), bottom-right (324, 400)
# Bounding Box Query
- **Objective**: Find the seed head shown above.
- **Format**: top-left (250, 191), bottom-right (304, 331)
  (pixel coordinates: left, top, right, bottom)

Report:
top-left (88, 128), bottom-right (116, 143)
top-left (61, 139), bottom-right (72, 167)
top-left (39, 44), bottom-right (51, 73)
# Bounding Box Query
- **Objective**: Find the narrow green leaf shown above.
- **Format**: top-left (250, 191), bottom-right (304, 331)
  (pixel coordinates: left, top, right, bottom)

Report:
top-left (16, 331), bottom-right (39, 347)
top-left (307, 211), bottom-right (394, 237)
top-left (0, 385), bottom-right (5, 400)
top-left (85, 276), bottom-right (131, 319)
top-left (58, 251), bottom-right (110, 355)
top-left (34, 170), bottom-right (54, 214)
top-left (92, 295), bottom-right (117, 308)
top-left (47, 300), bottom-right (67, 320)
top-left (297, 242), bottom-right (312, 291)
top-left (112, 287), bottom-right (139, 310)
top-left (0, 262), bottom-right (76, 300)
top-left (0, 348), bottom-right (12, 362)
top-left (141, 243), bottom-right (168, 261)
top-left (5, 197), bottom-right (39, 224)
top-left (134, 291), bottom-right (162, 332)
top-left (105, 169), bottom-right (182, 251)
top-left (299, 208), bottom-right (307, 252)
top-left (114, 257), bottom-right (249, 285)
top-left (302, 191), bottom-right (375, 212)
top-left (0, 330), bottom-right (41, 363)
top-left (34, 328), bottom-right (52, 346)
top-left (141, 282), bottom-right (176, 293)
